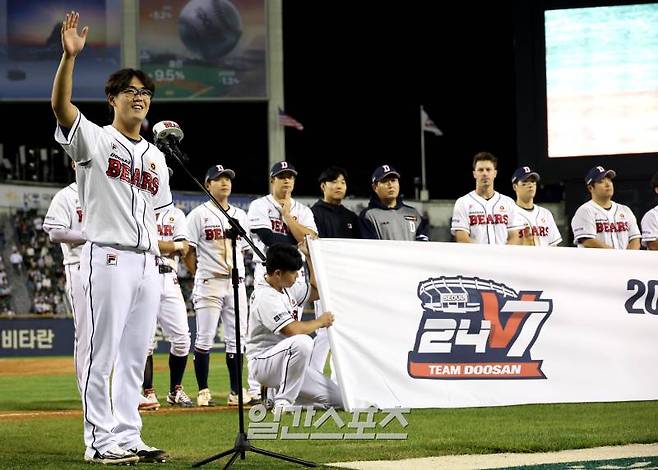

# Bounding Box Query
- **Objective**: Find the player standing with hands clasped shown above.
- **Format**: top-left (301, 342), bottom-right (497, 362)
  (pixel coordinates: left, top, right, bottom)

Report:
top-left (451, 152), bottom-right (524, 245)
top-left (571, 166), bottom-right (640, 250)
top-left (52, 11), bottom-right (170, 464)
top-left (185, 165), bottom-right (254, 407)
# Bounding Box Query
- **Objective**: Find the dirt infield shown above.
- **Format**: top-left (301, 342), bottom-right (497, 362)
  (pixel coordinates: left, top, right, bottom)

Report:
top-left (0, 357), bottom-right (73, 376)
top-left (0, 356), bottom-right (169, 377)
top-left (0, 404), bottom-right (237, 421)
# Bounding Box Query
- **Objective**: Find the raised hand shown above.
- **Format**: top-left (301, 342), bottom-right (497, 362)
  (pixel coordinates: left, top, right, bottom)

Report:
top-left (61, 11), bottom-right (88, 58)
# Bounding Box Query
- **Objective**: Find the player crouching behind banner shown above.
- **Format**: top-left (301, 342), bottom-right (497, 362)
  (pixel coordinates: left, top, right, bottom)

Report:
top-left (246, 242), bottom-right (343, 413)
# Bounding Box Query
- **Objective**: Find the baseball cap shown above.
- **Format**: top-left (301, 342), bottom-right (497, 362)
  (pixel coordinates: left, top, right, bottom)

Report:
top-left (511, 166), bottom-right (540, 183)
top-left (371, 164), bottom-right (400, 183)
top-left (270, 161), bottom-right (298, 178)
top-left (205, 164), bottom-right (235, 183)
top-left (585, 166), bottom-right (616, 185)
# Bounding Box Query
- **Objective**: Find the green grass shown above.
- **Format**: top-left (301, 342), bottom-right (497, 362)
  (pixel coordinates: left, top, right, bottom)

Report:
top-left (0, 355), bottom-right (657, 469)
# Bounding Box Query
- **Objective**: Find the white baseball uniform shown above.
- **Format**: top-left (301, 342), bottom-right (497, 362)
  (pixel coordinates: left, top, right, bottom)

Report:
top-left (641, 206), bottom-right (658, 248)
top-left (571, 200), bottom-right (641, 249)
top-left (149, 206), bottom-right (190, 358)
top-left (514, 204), bottom-right (562, 246)
top-left (247, 276), bottom-right (342, 409)
top-left (247, 194), bottom-right (317, 283)
top-left (451, 191), bottom-right (524, 244)
top-left (55, 110), bottom-right (172, 455)
top-left (42, 182), bottom-right (86, 393)
top-left (186, 202), bottom-right (250, 354)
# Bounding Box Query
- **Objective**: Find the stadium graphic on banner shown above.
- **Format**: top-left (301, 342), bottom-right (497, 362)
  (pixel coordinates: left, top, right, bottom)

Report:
top-left (407, 276), bottom-right (553, 380)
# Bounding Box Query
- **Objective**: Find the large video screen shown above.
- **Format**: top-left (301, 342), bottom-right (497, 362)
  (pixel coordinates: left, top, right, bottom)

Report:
top-left (138, 0), bottom-right (267, 100)
top-left (545, 3), bottom-right (658, 158)
top-left (0, 0), bottom-right (121, 101)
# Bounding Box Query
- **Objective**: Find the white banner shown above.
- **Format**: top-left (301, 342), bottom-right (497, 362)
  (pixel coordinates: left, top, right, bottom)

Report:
top-left (308, 239), bottom-right (658, 410)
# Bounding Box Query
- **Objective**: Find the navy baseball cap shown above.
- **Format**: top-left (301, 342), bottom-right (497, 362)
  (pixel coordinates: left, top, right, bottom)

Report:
top-left (205, 164), bottom-right (235, 183)
top-left (270, 161), bottom-right (298, 178)
top-left (371, 164), bottom-right (400, 183)
top-left (585, 166), bottom-right (616, 185)
top-left (512, 166), bottom-right (540, 183)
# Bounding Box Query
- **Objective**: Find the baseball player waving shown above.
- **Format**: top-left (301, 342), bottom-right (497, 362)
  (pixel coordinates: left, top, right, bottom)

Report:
top-left (52, 11), bottom-right (169, 464)
top-left (184, 165), bottom-right (254, 407)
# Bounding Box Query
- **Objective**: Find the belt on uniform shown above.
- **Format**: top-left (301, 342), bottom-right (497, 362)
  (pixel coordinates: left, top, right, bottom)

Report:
top-left (159, 265), bottom-right (174, 274)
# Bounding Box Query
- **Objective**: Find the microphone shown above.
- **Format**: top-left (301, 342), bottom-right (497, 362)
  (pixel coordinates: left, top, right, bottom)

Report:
top-left (153, 120), bottom-right (187, 162)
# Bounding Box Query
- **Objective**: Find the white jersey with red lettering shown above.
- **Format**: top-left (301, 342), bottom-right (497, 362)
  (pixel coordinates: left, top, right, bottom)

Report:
top-left (571, 200), bottom-right (641, 249)
top-left (55, 110), bottom-right (173, 254)
top-left (42, 181), bottom-right (86, 395)
top-left (247, 195), bottom-right (317, 256)
top-left (156, 206), bottom-right (188, 272)
top-left (187, 201), bottom-right (250, 356)
top-left (43, 182), bottom-right (84, 264)
top-left (451, 191), bottom-right (524, 245)
top-left (514, 204), bottom-right (562, 246)
top-left (186, 202), bottom-right (250, 279)
top-left (55, 110), bottom-right (171, 454)
top-left (641, 206), bottom-right (658, 247)
top-left (149, 205), bottom-right (190, 358)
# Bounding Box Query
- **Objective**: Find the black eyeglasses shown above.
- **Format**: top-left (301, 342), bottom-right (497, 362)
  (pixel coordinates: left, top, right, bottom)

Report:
top-left (120, 87), bottom-right (153, 98)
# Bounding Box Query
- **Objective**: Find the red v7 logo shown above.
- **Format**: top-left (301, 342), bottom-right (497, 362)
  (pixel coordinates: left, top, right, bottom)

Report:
top-left (482, 292), bottom-right (538, 349)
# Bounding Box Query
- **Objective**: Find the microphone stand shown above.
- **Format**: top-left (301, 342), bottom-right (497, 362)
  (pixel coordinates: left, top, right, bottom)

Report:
top-left (158, 143), bottom-right (316, 469)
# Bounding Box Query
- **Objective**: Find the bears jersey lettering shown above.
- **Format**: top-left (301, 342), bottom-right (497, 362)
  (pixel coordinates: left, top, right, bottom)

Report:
top-left (571, 200), bottom-right (640, 249)
top-left (54, 111), bottom-right (172, 254)
top-left (451, 191), bottom-right (523, 245)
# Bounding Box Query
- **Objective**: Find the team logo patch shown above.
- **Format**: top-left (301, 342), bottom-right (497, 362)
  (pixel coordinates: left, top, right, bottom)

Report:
top-left (407, 276), bottom-right (552, 380)
top-left (150, 162), bottom-right (156, 171)
top-left (106, 254), bottom-right (118, 266)
top-left (404, 215), bottom-right (417, 221)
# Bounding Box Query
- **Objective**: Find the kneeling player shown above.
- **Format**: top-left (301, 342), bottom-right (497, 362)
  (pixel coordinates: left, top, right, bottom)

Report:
top-left (246, 243), bottom-right (343, 411)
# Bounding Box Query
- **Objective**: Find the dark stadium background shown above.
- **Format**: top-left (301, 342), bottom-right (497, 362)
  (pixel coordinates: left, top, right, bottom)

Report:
top-left (0, 1), bottom-right (653, 214)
